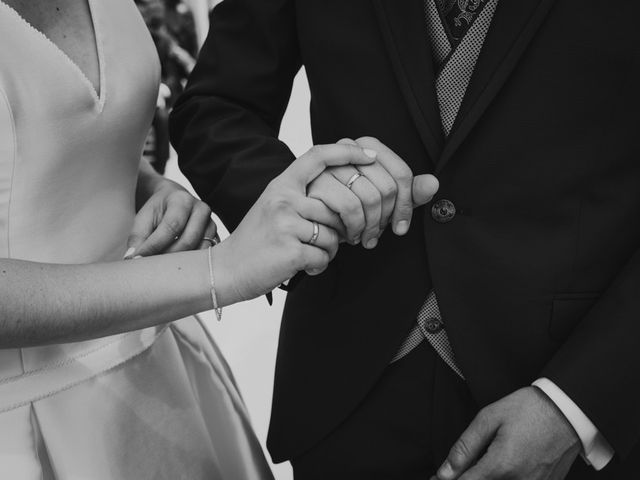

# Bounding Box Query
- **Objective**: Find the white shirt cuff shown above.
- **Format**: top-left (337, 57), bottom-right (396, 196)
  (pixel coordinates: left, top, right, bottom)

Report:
top-left (533, 378), bottom-right (614, 470)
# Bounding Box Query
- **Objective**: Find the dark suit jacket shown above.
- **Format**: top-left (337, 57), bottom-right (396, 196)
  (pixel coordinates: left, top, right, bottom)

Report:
top-left (170, 0), bottom-right (640, 466)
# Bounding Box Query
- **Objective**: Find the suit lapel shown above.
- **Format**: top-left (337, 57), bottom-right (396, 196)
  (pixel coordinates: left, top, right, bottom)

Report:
top-left (373, 0), bottom-right (444, 166)
top-left (436, 0), bottom-right (558, 173)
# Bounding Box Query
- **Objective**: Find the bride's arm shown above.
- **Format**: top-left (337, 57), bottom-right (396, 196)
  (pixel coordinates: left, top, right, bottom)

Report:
top-left (0, 144), bottom-right (374, 349)
top-left (0, 249), bottom-right (216, 348)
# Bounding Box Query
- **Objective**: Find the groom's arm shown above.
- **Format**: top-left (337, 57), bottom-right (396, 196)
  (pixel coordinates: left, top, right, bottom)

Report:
top-left (540, 247), bottom-right (640, 458)
top-left (170, 0), bottom-right (301, 230)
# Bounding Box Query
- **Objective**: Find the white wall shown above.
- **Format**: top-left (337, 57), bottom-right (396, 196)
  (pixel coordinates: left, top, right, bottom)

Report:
top-left (166, 68), bottom-right (312, 480)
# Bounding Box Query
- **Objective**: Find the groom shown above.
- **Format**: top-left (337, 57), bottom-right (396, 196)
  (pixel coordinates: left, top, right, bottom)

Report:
top-left (170, 0), bottom-right (640, 478)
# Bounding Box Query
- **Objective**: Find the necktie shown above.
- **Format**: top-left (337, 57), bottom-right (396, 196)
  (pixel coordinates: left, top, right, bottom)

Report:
top-left (435, 0), bottom-right (490, 45)
top-left (391, 0), bottom-right (499, 375)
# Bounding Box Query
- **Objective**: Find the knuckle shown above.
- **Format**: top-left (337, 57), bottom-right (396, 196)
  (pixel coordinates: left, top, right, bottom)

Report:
top-left (178, 231), bottom-right (201, 249)
top-left (356, 136), bottom-right (378, 145)
top-left (274, 216), bottom-right (294, 234)
top-left (396, 204), bottom-right (413, 219)
top-left (170, 190), bottom-right (193, 205)
top-left (197, 201), bottom-right (212, 216)
top-left (343, 212), bottom-right (365, 233)
top-left (307, 145), bottom-right (325, 159)
top-left (348, 144), bottom-right (364, 157)
top-left (380, 180), bottom-right (398, 200)
top-left (162, 217), bottom-right (183, 236)
top-left (345, 197), bottom-right (362, 216)
top-left (362, 188), bottom-right (382, 209)
top-left (267, 195), bottom-right (292, 215)
top-left (397, 166), bottom-right (413, 184)
top-left (127, 233), bottom-right (143, 244)
top-left (450, 438), bottom-right (472, 465)
top-left (294, 245), bottom-right (308, 267)
top-left (478, 405), bottom-right (494, 421)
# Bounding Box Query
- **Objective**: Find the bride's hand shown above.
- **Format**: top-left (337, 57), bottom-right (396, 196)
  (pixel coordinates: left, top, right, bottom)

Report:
top-left (213, 144), bottom-right (375, 302)
top-left (125, 178), bottom-right (218, 259)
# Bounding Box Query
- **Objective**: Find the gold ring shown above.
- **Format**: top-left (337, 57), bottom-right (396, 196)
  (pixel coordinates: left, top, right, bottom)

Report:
top-left (346, 172), bottom-right (364, 190)
top-left (308, 222), bottom-right (320, 245)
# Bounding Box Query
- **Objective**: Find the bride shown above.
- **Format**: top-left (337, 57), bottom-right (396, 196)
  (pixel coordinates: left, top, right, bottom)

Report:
top-left (0, 0), bottom-right (375, 478)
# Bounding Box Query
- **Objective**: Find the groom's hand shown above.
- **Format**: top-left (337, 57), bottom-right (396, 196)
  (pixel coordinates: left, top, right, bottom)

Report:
top-left (433, 387), bottom-right (581, 480)
top-left (306, 137), bottom-right (438, 249)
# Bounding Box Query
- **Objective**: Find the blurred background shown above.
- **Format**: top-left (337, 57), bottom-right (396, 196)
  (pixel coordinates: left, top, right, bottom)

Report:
top-left (135, 1), bottom-right (312, 479)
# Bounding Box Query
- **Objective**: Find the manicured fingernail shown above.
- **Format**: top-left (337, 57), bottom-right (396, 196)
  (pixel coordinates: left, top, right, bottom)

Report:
top-left (394, 220), bottom-right (409, 235)
top-left (362, 148), bottom-right (377, 159)
top-left (123, 247), bottom-right (135, 259)
top-left (438, 461), bottom-right (454, 479)
top-left (133, 255), bottom-right (143, 260)
top-left (365, 238), bottom-right (378, 249)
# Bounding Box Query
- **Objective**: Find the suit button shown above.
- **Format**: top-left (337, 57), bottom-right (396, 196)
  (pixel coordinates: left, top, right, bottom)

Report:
top-left (424, 317), bottom-right (444, 334)
top-left (431, 199), bottom-right (456, 223)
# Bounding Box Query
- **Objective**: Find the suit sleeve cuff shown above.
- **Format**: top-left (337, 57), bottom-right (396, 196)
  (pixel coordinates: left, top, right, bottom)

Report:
top-left (533, 378), bottom-right (614, 470)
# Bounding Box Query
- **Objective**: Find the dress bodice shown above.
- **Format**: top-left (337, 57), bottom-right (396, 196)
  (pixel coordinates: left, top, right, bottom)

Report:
top-left (0, 0), bottom-right (160, 382)
top-left (0, 0), bottom-right (159, 264)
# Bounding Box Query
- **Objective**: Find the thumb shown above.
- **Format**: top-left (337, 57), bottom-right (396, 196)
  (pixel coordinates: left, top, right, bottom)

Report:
top-left (437, 407), bottom-right (500, 480)
top-left (412, 174), bottom-right (439, 207)
top-left (125, 204), bottom-right (155, 259)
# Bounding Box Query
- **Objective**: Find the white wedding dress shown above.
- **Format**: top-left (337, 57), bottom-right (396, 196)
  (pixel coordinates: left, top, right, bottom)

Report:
top-left (0, 0), bottom-right (273, 478)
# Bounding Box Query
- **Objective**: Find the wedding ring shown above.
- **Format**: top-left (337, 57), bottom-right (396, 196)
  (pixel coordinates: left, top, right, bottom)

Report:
top-left (308, 222), bottom-right (320, 245)
top-left (346, 172), bottom-right (364, 190)
top-left (203, 236), bottom-right (219, 247)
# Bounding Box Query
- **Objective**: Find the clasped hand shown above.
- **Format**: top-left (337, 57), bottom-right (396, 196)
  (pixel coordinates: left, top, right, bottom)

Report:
top-left (125, 137), bottom-right (439, 302)
top-left (215, 137), bottom-right (438, 300)
top-left (307, 137), bottom-right (439, 249)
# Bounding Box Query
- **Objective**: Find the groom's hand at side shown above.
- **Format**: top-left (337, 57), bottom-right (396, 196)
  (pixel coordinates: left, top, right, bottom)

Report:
top-left (433, 387), bottom-right (581, 480)
top-left (306, 137), bottom-right (438, 249)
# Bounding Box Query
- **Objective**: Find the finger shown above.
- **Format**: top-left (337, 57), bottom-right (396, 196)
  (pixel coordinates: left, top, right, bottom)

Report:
top-left (198, 220), bottom-right (220, 250)
top-left (296, 197), bottom-right (347, 240)
top-left (295, 220), bottom-right (340, 260)
top-left (357, 162), bottom-right (398, 232)
top-left (288, 143), bottom-right (377, 186)
top-left (339, 137), bottom-right (398, 234)
top-left (125, 202), bottom-right (156, 259)
top-left (437, 407), bottom-right (501, 480)
top-left (457, 446), bottom-right (508, 480)
top-left (412, 174), bottom-right (439, 207)
top-left (329, 166), bottom-right (382, 249)
top-left (165, 202), bottom-right (213, 253)
top-left (354, 137), bottom-right (414, 236)
top-left (307, 172), bottom-right (366, 244)
top-left (134, 198), bottom-right (192, 257)
top-left (299, 244), bottom-right (331, 276)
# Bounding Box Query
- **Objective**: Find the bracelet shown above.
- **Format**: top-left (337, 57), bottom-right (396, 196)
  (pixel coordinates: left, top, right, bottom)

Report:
top-left (207, 246), bottom-right (223, 321)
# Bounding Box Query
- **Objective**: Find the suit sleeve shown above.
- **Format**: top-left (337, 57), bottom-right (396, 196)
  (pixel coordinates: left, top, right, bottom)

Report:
top-left (169, 0), bottom-right (302, 230)
top-left (542, 249), bottom-right (640, 459)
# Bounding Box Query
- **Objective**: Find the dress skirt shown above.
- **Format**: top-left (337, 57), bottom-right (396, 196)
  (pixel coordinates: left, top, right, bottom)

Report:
top-left (0, 317), bottom-right (274, 480)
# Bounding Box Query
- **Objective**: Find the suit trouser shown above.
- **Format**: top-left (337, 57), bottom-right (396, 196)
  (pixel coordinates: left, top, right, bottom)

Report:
top-left (290, 342), bottom-right (635, 479)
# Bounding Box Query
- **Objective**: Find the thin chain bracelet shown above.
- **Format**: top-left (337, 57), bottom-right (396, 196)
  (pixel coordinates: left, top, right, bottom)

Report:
top-left (207, 246), bottom-right (223, 321)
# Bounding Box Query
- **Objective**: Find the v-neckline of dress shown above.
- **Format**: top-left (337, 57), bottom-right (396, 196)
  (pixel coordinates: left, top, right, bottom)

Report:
top-left (0, 0), bottom-right (106, 111)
